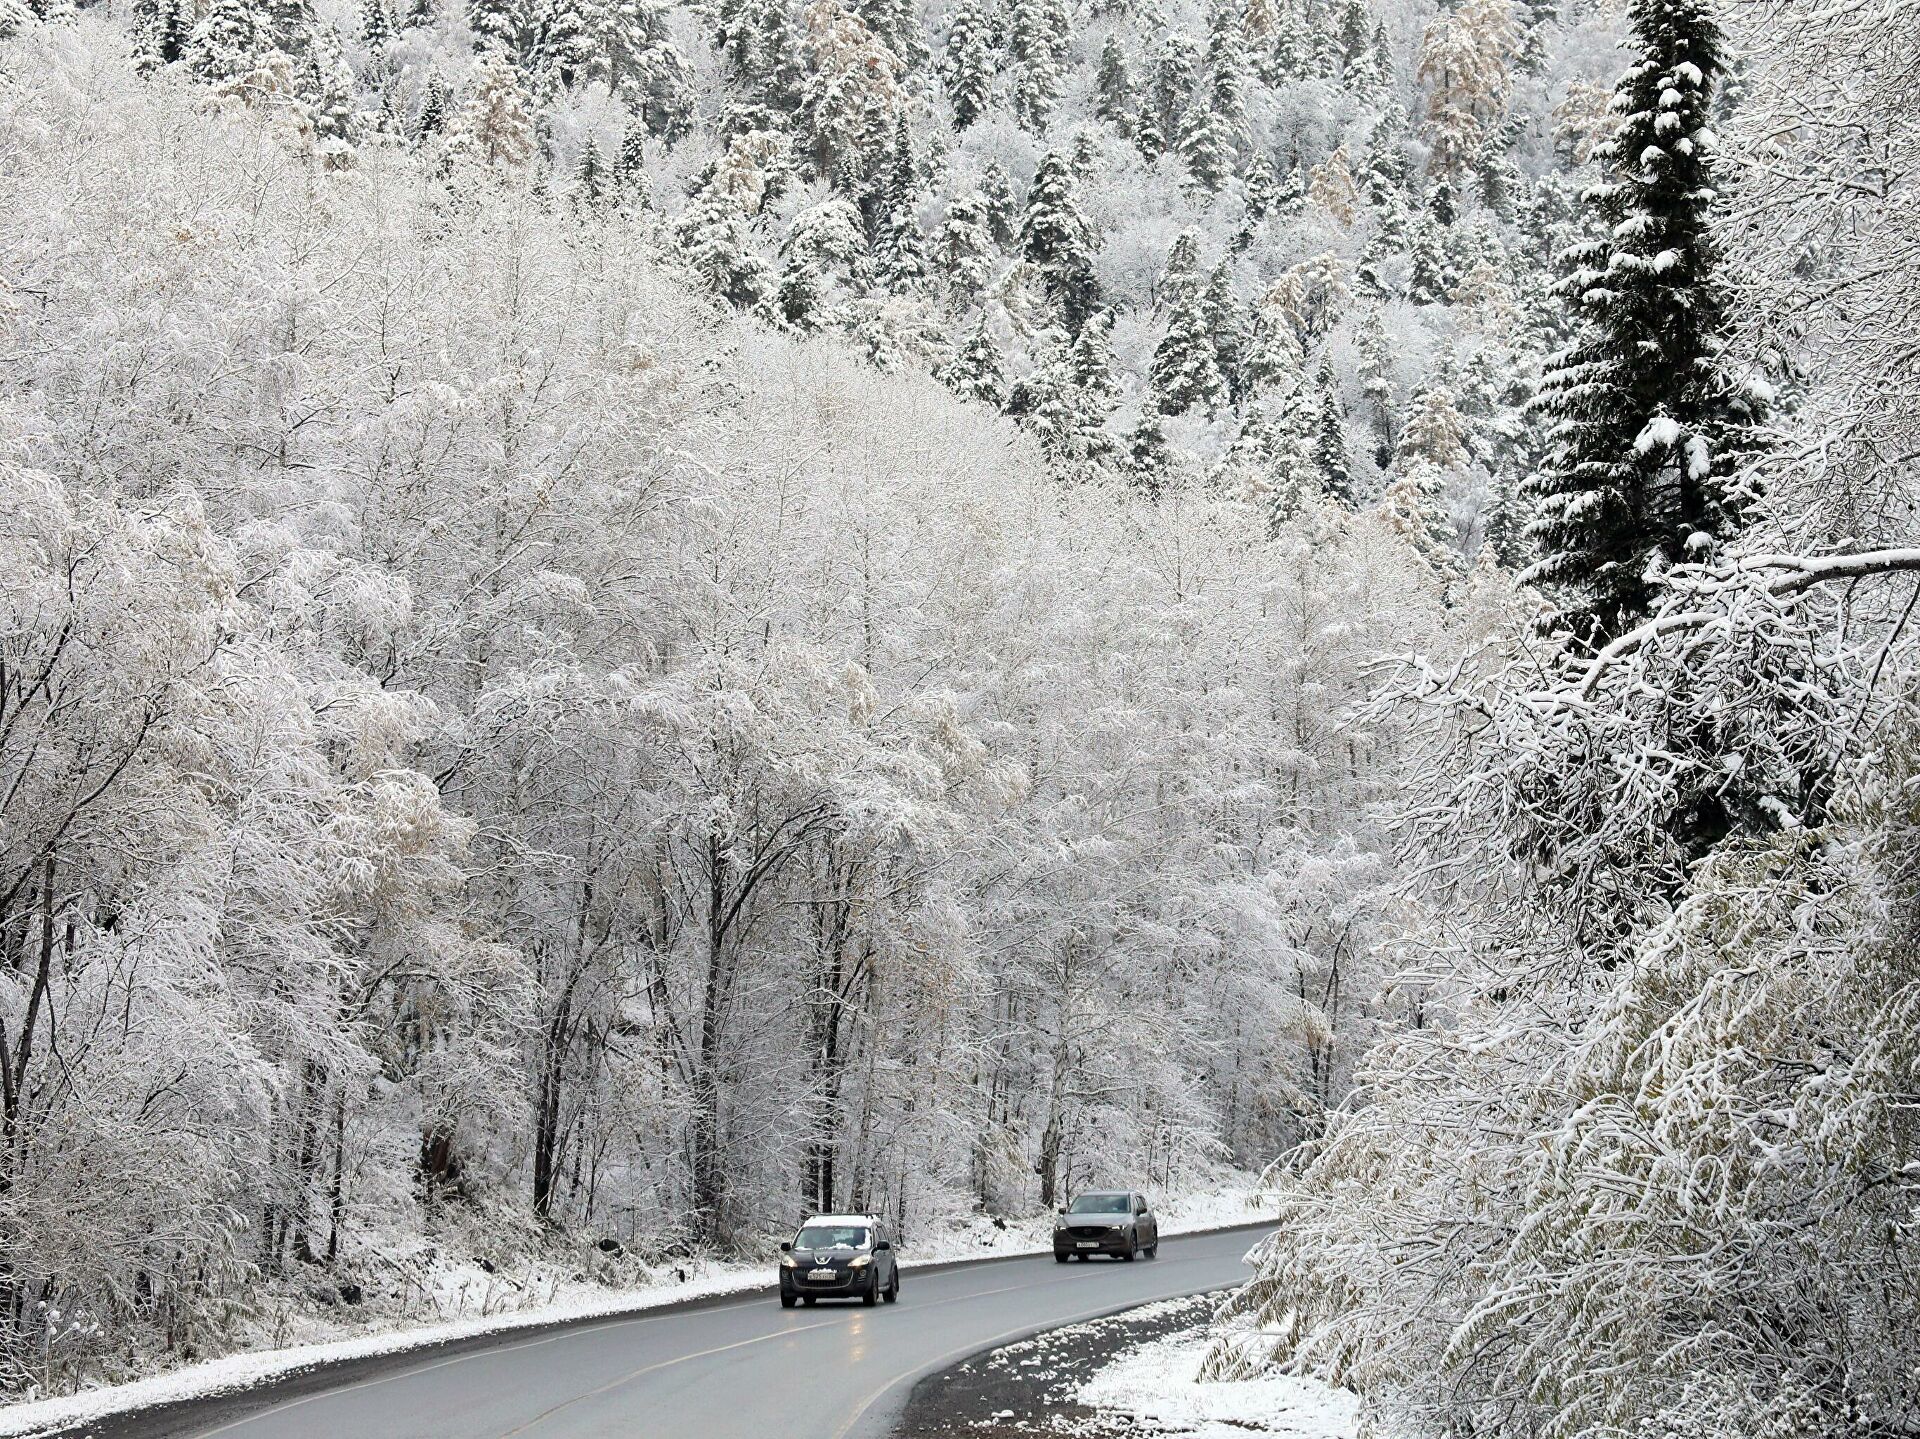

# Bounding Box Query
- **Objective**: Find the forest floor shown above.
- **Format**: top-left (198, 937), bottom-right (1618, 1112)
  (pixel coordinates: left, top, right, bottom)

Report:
top-left (896, 1294), bottom-right (1358, 1439)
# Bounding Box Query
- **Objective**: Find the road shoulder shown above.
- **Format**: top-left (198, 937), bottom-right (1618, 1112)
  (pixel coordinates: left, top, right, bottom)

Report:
top-left (892, 1294), bottom-right (1358, 1439)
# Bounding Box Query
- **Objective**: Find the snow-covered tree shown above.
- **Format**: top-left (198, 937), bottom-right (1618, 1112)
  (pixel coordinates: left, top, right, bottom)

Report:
top-left (1524, 0), bottom-right (1760, 644)
top-left (942, 0), bottom-right (995, 129)
top-left (1021, 148), bottom-right (1100, 333)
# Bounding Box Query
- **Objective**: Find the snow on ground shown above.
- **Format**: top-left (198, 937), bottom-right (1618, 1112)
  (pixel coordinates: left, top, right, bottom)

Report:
top-left (0, 1183), bottom-right (1276, 1438)
top-left (1077, 1322), bottom-right (1359, 1439)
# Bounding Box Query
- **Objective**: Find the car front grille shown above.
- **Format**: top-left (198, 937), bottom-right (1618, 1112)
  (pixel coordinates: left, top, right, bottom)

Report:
top-left (1066, 1225), bottom-right (1117, 1240)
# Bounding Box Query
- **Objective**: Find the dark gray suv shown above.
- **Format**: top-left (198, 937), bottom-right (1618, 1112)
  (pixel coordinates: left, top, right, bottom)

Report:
top-left (779, 1214), bottom-right (900, 1307)
top-left (1052, 1191), bottom-right (1159, 1261)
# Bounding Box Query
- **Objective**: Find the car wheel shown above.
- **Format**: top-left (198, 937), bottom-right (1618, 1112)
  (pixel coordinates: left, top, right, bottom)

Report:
top-left (883, 1270), bottom-right (899, 1304)
top-left (1054, 1252), bottom-right (1069, 1264)
top-left (781, 1292), bottom-right (797, 1309)
top-left (1148, 1241), bottom-right (1159, 1258)
top-left (863, 1273), bottom-right (880, 1307)
top-left (1122, 1235), bottom-right (1137, 1262)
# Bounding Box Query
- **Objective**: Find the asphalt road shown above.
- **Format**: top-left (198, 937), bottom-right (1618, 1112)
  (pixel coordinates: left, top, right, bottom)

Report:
top-left (50, 1227), bottom-right (1263, 1439)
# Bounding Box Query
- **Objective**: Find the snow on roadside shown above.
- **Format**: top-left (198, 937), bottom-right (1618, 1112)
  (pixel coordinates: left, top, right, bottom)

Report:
top-left (0, 1263), bottom-right (770, 1439)
top-left (1077, 1325), bottom-right (1359, 1439)
top-left (0, 1183), bottom-right (1276, 1438)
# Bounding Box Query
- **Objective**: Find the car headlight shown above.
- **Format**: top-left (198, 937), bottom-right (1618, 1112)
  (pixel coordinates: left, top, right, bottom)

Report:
top-left (781, 1254), bottom-right (798, 1268)
top-left (848, 1255), bottom-right (873, 1269)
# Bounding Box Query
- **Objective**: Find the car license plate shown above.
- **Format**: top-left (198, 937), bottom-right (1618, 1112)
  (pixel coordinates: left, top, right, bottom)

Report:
top-left (809, 1268), bottom-right (837, 1280)
top-left (1076, 1241), bottom-right (1097, 1248)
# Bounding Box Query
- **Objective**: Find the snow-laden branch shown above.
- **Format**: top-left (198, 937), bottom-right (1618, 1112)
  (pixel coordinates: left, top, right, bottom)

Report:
top-left (1570, 544), bottom-right (1920, 697)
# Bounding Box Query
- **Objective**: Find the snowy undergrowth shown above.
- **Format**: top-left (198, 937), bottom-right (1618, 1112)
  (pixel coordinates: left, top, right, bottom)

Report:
top-left (0, 1184), bottom-right (1276, 1438)
top-left (1079, 1319), bottom-right (1360, 1439)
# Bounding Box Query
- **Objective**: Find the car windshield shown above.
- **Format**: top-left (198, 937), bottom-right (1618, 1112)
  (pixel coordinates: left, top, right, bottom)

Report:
top-left (1068, 1194), bottom-right (1131, 1214)
top-left (794, 1225), bottom-right (869, 1250)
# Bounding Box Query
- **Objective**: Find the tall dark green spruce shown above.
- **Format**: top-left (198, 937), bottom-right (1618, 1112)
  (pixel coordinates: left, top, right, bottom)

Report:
top-left (1523, 0), bottom-right (1761, 646)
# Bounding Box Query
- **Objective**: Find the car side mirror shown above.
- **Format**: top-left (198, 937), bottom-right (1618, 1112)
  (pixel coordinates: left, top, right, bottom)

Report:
top-left (779, 1241), bottom-right (792, 1252)
top-left (874, 1240), bottom-right (891, 1252)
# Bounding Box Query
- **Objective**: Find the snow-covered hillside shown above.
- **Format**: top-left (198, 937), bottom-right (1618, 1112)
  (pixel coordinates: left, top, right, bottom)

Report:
top-left (2, 0), bottom-right (1917, 1433)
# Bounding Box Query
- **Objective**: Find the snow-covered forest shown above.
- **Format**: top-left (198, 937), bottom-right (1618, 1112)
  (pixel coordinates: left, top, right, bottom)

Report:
top-left (0, 0), bottom-right (1915, 1428)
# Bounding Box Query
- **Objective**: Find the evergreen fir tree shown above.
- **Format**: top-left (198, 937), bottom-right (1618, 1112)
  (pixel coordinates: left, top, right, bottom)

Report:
top-left (132, 0), bottom-right (191, 69)
top-left (1242, 153), bottom-right (1279, 224)
top-left (1157, 229), bottom-right (1203, 307)
top-left (303, 36), bottom-right (357, 162)
top-left (1021, 149), bottom-right (1101, 333)
top-left (1355, 303), bottom-right (1395, 453)
top-left (1132, 111), bottom-right (1165, 165)
top-left (875, 109), bottom-right (926, 287)
top-left (1006, 331), bottom-right (1093, 466)
top-left (614, 117), bottom-right (652, 208)
top-left (573, 136), bottom-right (609, 211)
top-left (1312, 356), bottom-right (1354, 504)
top-left (614, 0), bottom-right (696, 141)
top-left (1481, 457), bottom-right (1531, 568)
top-left (1406, 218), bottom-right (1448, 305)
top-left (414, 70), bottom-right (454, 146)
top-left (777, 198), bottom-right (865, 328)
top-left (1353, 227), bottom-right (1391, 301)
top-left (1248, 389), bottom-right (1323, 532)
top-left (1142, 32), bottom-right (1198, 159)
top-left (190, 0), bottom-right (273, 81)
top-left (979, 162), bottom-right (1018, 247)
top-left (1274, 155), bottom-right (1306, 216)
top-left (1094, 35), bottom-right (1132, 131)
top-left (1524, 0), bottom-right (1760, 643)
top-left (536, 0), bottom-right (602, 91)
top-left (1069, 125), bottom-right (1101, 181)
top-left (361, 0), bottom-right (394, 46)
top-left (1273, 0), bottom-right (1311, 78)
top-left (942, 0), bottom-right (995, 130)
top-left (1009, 0), bottom-right (1068, 132)
top-left (1071, 309), bottom-right (1120, 420)
top-left (1335, 0), bottom-right (1367, 66)
top-left (1242, 303), bottom-right (1305, 394)
top-left (940, 319), bottom-right (1008, 407)
top-left (1125, 409), bottom-right (1172, 498)
top-left (1178, 99), bottom-right (1232, 194)
top-left (858, 0), bottom-right (923, 67)
top-left (468, 0), bottom-right (521, 56)
top-left (1204, 263), bottom-right (1246, 403)
top-left (1150, 235), bottom-right (1227, 416)
top-left (940, 192), bottom-right (997, 295)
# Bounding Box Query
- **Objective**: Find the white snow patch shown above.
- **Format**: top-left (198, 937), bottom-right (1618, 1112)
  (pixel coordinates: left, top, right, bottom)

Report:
top-left (1078, 1332), bottom-right (1360, 1439)
top-left (1636, 416), bottom-right (1682, 452)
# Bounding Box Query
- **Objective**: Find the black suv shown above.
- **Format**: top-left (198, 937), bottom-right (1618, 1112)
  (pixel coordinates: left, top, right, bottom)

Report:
top-left (1053, 1191), bottom-right (1159, 1261)
top-left (779, 1214), bottom-right (900, 1307)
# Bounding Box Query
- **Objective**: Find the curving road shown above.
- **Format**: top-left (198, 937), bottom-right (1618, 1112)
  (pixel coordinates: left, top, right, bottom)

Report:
top-left (49, 1226), bottom-right (1262, 1439)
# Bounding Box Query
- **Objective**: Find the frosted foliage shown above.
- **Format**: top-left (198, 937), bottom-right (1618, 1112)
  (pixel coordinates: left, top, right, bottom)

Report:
top-left (0, 25), bottom-right (1452, 1398)
top-left (1206, 6), bottom-right (1920, 1439)
top-left (5, 0), bottom-right (1912, 1426)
